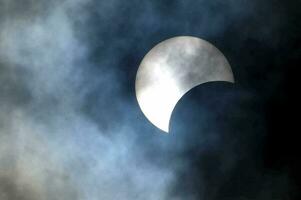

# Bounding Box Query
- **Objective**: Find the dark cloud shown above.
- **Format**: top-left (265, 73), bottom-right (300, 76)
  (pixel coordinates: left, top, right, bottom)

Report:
top-left (169, 83), bottom-right (293, 199)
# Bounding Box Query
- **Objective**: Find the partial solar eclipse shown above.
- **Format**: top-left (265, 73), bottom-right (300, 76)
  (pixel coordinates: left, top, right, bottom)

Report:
top-left (135, 36), bottom-right (234, 133)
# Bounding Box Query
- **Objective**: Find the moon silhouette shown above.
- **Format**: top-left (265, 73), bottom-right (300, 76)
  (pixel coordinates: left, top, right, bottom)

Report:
top-left (135, 36), bottom-right (234, 133)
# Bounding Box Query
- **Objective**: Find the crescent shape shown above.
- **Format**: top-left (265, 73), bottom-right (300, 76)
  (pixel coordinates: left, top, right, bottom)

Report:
top-left (135, 36), bottom-right (234, 133)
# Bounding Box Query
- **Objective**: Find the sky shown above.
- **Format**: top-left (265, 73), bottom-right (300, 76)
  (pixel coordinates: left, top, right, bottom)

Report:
top-left (0, 0), bottom-right (300, 199)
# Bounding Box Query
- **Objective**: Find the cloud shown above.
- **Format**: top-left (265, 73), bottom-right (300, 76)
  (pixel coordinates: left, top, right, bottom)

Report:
top-left (0, 0), bottom-right (297, 199)
top-left (0, 1), bottom-right (174, 199)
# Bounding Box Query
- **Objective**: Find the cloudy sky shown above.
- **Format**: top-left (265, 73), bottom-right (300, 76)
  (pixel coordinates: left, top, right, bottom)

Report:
top-left (0, 0), bottom-right (300, 199)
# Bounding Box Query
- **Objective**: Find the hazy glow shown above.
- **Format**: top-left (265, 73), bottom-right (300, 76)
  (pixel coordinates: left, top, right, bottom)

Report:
top-left (138, 67), bottom-right (181, 132)
top-left (136, 36), bottom-right (234, 133)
